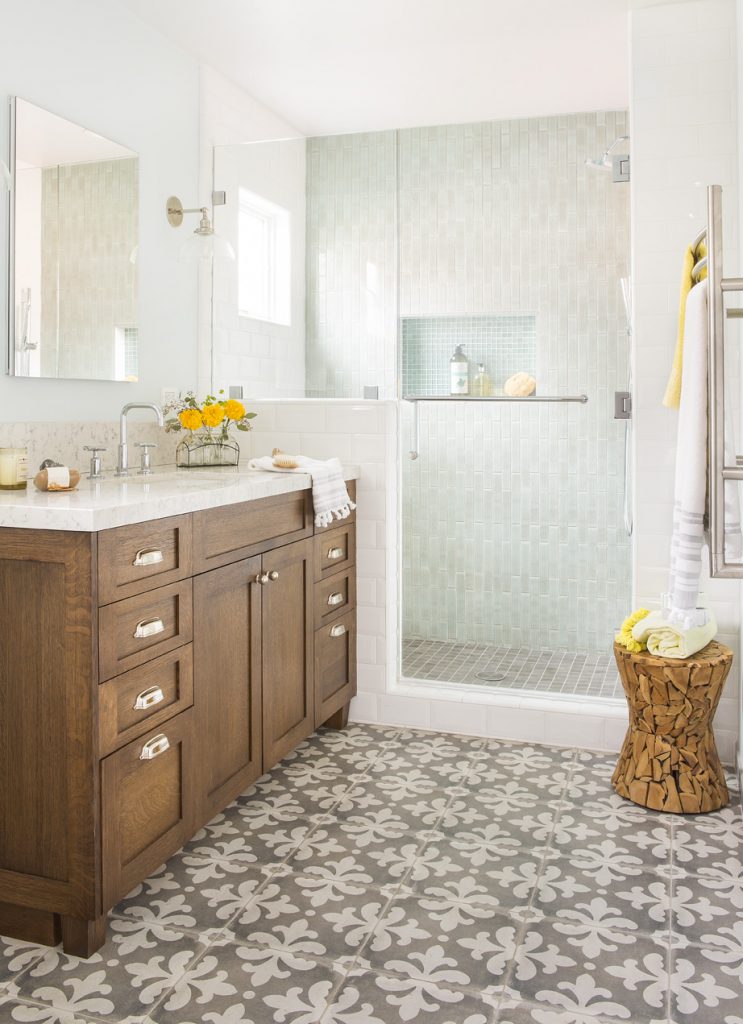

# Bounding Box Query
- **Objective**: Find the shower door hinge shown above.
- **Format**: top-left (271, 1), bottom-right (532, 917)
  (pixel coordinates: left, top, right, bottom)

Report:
top-left (612, 155), bottom-right (630, 183)
top-left (614, 391), bottom-right (632, 419)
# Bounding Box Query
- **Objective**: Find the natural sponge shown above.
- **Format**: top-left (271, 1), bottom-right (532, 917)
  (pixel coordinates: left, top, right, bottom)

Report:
top-left (504, 372), bottom-right (536, 397)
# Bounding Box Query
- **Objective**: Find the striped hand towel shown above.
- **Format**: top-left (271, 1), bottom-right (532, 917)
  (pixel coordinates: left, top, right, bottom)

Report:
top-left (248, 455), bottom-right (356, 528)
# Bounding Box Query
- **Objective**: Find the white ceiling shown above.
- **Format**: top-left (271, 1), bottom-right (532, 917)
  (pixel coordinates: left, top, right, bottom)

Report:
top-left (118, 0), bottom-right (634, 136)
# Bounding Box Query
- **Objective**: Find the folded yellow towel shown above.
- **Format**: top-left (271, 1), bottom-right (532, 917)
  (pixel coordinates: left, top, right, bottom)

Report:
top-left (663, 242), bottom-right (707, 409)
top-left (631, 609), bottom-right (717, 659)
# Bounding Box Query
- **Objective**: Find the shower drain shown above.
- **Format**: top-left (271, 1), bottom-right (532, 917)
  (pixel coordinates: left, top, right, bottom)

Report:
top-left (474, 671), bottom-right (507, 682)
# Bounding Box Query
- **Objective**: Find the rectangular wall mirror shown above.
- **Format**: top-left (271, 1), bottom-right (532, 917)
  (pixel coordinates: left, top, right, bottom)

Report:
top-left (7, 97), bottom-right (139, 381)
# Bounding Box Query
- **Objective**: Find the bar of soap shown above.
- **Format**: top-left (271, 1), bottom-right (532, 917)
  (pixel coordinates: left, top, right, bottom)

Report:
top-left (33, 466), bottom-right (81, 491)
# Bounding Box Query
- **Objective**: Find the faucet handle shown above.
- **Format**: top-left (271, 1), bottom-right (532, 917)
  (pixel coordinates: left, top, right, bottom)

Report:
top-left (135, 442), bottom-right (158, 476)
top-left (83, 446), bottom-right (107, 480)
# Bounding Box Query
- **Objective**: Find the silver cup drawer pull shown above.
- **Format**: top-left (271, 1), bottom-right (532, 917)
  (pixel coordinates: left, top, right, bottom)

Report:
top-left (327, 546), bottom-right (345, 560)
top-left (134, 617), bottom-right (165, 639)
top-left (139, 733), bottom-right (170, 760)
top-left (327, 592), bottom-right (345, 607)
top-left (133, 547), bottom-right (164, 567)
top-left (133, 686), bottom-right (165, 711)
top-left (330, 624), bottom-right (347, 638)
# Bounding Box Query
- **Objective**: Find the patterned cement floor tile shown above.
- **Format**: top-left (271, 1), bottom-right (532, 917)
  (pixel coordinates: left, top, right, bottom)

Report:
top-left (325, 967), bottom-right (497, 1024)
top-left (0, 999), bottom-right (103, 1024)
top-left (229, 869), bottom-right (392, 960)
top-left (0, 725), bottom-right (741, 1024)
top-left (506, 919), bottom-right (671, 1023)
top-left (670, 939), bottom-right (743, 1024)
top-left (360, 893), bottom-right (519, 994)
top-left (11, 923), bottom-right (204, 1023)
top-left (113, 860), bottom-right (277, 942)
top-left (285, 819), bottom-right (424, 886)
top-left (148, 944), bottom-right (347, 1024)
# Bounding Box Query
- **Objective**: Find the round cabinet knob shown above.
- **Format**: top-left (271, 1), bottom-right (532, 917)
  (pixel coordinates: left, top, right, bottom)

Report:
top-left (255, 572), bottom-right (270, 585)
top-left (268, 570), bottom-right (280, 581)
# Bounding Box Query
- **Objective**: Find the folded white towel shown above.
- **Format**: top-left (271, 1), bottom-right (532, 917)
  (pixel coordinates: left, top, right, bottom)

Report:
top-left (631, 608), bottom-right (717, 659)
top-left (668, 279), bottom-right (742, 622)
top-left (248, 455), bottom-right (356, 528)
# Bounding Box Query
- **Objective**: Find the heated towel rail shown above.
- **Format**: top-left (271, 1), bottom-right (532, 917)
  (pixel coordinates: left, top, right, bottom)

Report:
top-left (404, 393), bottom-right (589, 460)
top-left (698, 184), bottom-right (743, 577)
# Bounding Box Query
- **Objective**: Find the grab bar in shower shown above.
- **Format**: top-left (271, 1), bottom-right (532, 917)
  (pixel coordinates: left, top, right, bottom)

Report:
top-left (404, 393), bottom-right (589, 459)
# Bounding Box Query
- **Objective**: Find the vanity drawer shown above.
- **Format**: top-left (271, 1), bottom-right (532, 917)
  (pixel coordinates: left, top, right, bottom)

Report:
top-left (314, 524), bottom-right (355, 581)
top-left (98, 647), bottom-right (194, 757)
top-left (98, 580), bottom-right (193, 682)
top-left (101, 707), bottom-right (195, 908)
top-left (98, 514), bottom-right (192, 605)
top-left (314, 480), bottom-right (356, 533)
top-left (193, 490), bottom-right (312, 572)
top-left (314, 610), bottom-right (357, 726)
top-left (314, 568), bottom-right (356, 628)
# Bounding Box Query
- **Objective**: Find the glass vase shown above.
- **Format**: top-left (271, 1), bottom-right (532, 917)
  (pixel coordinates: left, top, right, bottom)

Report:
top-left (176, 433), bottom-right (240, 468)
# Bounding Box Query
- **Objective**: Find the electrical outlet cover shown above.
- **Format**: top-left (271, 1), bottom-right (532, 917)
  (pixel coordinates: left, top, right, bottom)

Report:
top-left (161, 387), bottom-right (178, 408)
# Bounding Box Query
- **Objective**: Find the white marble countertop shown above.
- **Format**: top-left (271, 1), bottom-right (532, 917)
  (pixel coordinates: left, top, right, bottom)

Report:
top-left (0, 464), bottom-right (360, 532)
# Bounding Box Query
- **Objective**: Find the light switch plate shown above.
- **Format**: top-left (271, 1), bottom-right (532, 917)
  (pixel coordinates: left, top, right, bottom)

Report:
top-left (161, 387), bottom-right (178, 409)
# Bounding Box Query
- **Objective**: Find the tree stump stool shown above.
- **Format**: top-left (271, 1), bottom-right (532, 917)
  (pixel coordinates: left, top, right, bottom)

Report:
top-left (612, 640), bottom-right (731, 814)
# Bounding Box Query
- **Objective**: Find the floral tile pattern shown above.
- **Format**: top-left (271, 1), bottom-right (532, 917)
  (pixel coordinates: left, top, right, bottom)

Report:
top-left (0, 723), bottom-right (741, 1024)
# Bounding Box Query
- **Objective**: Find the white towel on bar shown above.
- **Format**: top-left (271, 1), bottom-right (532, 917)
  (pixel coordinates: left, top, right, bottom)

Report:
top-left (667, 278), bottom-right (742, 624)
top-left (248, 455), bottom-right (356, 528)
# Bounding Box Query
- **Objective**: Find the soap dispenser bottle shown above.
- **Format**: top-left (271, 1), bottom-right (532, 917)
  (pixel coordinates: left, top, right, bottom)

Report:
top-left (450, 345), bottom-right (469, 395)
top-left (472, 362), bottom-right (493, 397)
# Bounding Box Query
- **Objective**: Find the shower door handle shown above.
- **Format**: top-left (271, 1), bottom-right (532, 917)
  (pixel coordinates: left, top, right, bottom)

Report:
top-left (614, 392), bottom-right (631, 420)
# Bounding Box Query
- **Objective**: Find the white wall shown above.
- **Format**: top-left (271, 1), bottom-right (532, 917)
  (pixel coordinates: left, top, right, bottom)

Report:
top-left (0, 0), bottom-right (200, 419)
top-left (631, 0), bottom-right (740, 764)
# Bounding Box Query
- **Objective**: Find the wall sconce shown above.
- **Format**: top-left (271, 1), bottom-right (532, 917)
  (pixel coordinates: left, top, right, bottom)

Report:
top-left (166, 192), bottom-right (235, 264)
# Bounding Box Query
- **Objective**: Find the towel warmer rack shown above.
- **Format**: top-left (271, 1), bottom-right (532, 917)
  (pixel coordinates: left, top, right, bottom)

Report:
top-left (700, 184), bottom-right (743, 576)
top-left (404, 393), bottom-right (589, 460)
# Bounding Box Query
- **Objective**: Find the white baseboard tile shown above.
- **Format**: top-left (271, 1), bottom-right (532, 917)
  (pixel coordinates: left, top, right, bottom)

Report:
top-left (544, 712), bottom-right (608, 751)
top-left (485, 705), bottom-right (547, 743)
top-left (348, 693), bottom-right (380, 723)
top-left (378, 694), bottom-right (432, 729)
top-left (428, 700), bottom-right (491, 737)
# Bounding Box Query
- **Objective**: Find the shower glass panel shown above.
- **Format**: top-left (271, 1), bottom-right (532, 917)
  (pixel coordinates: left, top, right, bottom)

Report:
top-left (400, 112), bottom-right (632, 698)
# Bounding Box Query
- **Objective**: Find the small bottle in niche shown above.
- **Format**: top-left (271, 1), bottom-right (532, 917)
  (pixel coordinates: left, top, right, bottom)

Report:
top-left (0, 447), bottom-right (28, 490)
top-left (472, 362), bottom-right (493, 397)
top-left (450, 345), bottom-right (469, 395)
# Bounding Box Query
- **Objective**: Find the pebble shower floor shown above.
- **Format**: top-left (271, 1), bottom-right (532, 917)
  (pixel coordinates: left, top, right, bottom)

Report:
top-left (0, 723), bottom-right (741, 1023)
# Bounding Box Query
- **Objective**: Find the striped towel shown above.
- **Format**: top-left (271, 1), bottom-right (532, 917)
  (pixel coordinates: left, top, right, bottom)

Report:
top-left (667, 279), bottom-right (742, 625)
top-left (248, 455), bottom-right (356, 528)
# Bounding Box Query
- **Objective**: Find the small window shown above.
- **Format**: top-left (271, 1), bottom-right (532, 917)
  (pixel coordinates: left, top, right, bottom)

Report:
top-left (238, 188), bottom-right (291, 325)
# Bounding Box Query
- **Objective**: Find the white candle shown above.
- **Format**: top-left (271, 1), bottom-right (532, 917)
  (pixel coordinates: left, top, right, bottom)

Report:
top-left (0, 448), bottom-right (28, 490)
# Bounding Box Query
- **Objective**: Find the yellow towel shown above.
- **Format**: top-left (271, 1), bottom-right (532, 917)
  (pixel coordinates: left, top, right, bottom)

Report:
top-left (663, 242), bottom-right (707, 409)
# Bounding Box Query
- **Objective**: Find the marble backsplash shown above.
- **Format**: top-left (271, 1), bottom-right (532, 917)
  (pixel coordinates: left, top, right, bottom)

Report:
top-left (0, 421), bottom-right (254, 478)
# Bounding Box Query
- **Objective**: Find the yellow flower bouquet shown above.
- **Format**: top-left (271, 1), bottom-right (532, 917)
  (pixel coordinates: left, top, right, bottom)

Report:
top-left (165, 390), bottom-right (256, 468)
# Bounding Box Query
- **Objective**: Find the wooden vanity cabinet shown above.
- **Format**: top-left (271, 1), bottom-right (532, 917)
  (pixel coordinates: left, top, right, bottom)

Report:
top-left (0, 482), bottom-right (357, 958)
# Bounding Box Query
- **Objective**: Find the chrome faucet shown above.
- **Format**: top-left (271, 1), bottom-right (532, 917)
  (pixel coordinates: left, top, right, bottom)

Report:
top-left (116, 403), bottom-right (164, 476)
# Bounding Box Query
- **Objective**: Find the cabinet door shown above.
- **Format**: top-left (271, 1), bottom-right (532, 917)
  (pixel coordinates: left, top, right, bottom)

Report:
top-left (101, 709), bottom-right (195, 909)
top-left (193, 556), bottom-right (263, 824)
top-left (261, 539), bottom-right (314, 770)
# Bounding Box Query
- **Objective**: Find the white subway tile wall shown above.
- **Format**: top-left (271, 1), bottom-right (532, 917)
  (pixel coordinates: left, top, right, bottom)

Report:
top-left (399, 112), bottom-right (632, 653)
top-left (631, 0), bottom-right (740, 765)
top-left (305, 132), bottom-right (398, 399)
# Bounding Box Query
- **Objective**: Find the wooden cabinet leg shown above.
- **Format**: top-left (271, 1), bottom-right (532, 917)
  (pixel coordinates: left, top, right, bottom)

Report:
top-left (60, 914), bottom-right (108, 957)
top-left (323, 703), bottom-right (350, 730)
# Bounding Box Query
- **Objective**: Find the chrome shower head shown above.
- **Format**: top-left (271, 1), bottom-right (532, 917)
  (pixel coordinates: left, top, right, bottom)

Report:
top-left (585, 135), bottom-right (630, 171)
